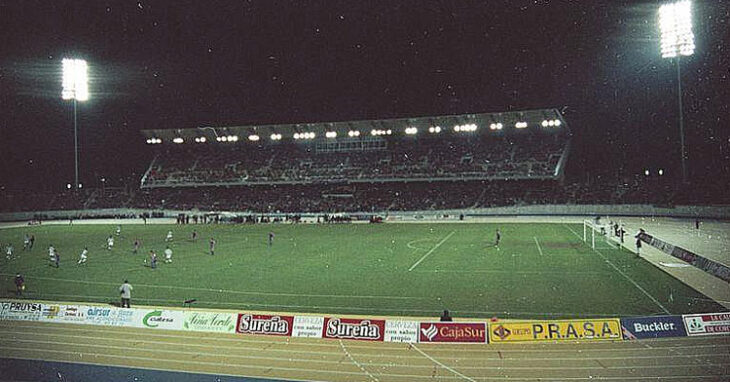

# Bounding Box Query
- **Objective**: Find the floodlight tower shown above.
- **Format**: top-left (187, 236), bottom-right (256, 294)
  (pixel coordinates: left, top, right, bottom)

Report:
top-left (659, 0), bottom-right (694, 183)
top-left (62, 58), bottom-right (89, 191)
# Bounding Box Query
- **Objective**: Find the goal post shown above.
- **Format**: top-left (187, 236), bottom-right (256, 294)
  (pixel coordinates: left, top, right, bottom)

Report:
top-left (583, 218), bottom-right (618, 250)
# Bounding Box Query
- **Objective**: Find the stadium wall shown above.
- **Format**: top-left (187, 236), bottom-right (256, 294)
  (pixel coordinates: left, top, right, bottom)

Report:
top-left (1, 204), bottom-right (729, 222)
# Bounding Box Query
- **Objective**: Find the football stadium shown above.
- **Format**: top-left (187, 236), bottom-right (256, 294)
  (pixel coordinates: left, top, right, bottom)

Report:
top-left (1, 1), bottom-right (729, 381)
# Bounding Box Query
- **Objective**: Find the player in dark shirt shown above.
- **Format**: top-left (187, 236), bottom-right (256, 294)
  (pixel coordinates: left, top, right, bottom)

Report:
top-left (14, 273), bottom-right (24, 296)
top-left (634, 229), bottom-right (644, 257)
top-left (494, 229), bottom-right (501, 248)
top-left (209, 237), bottom-right (216, 256)
top-left (268, 232), bottom-right (275, 247)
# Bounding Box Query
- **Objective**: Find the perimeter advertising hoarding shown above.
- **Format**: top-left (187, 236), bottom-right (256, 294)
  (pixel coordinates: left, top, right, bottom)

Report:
top-left (684, 313), bottom-right (730, 336)
top-left (236, 313), bottom-right (294, 336)
top-left (292, 316), bottom-right (325, 338)
top-left (384, 320), bottom-right (419, 343)
top-left (419, 322), bottom-right (487, 343)
top-left (322, 317), bottom-right (385, 341)
top-left (489, 318), bottom-right (622, 343)
top-left (183, 311), bottom-right (236, 333)
top-left (621, 315), bottom-right (687, 339)
top-left (0, 301), bottom-right (43, 322)
top-left (133, 309), bottom-right (184, 330)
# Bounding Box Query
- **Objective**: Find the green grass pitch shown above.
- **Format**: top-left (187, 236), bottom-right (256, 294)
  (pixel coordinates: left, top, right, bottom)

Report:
top-left (0, 223), bottom-right (724, 319)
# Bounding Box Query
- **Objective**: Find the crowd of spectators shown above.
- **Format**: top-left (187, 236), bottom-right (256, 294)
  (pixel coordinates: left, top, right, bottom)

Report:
top-left (142, 134), bottom-right (566, 187)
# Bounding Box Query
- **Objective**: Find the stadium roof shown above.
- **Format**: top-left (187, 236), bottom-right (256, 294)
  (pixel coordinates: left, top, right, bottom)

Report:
top-left (140, 108), bottom-right (567, 144)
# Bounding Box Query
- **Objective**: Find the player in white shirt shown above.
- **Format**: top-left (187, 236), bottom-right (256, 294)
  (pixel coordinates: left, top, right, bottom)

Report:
top-left (107, 235), bottom-right (115, 250)
top-left (78, 247), bottom-right (88, 264)
top-left (23, 234), bottom-right (30, 251)
top-left (5, 244), bottom-right (13, 259)
top-left (49, 245), bottom-right (56, 263)
top-left (164, 246), bottom-right (173, 263)
top-left (115, 225), bottom-right (121, 236)
top-left (165, 230), bottom-right (173, 242)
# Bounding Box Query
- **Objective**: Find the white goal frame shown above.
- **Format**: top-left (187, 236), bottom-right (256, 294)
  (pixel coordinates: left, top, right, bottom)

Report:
top-left (583, 218), bottom-right (617, 249)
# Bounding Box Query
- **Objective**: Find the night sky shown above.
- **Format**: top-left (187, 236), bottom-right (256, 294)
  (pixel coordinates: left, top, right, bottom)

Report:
top-left (1, 0), bottom-right (729, 191)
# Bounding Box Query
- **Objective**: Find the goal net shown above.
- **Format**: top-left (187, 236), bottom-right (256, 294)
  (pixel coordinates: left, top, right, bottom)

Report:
top-left (583, 218), bottom-right (623, 250)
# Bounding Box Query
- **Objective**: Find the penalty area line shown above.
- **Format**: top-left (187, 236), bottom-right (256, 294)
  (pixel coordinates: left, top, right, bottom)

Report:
top-left (563, 224), bottom-right (671, 315)
top-left (408, 231), bottom-right (455, 272)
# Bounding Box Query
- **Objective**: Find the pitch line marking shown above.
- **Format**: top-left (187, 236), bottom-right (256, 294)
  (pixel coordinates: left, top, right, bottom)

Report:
top-left (339, 340), bottom-right (380, 381)
top-left (533, 236), bottom-right (544, 256)
top-left (408, 231), bottom-right (455, 272)
top-left (411, 343), bottom-right (476, 382)
top-left (563, 225), bottom-right (671, 315)
top-left (0, 273), bottom-right (420, 301)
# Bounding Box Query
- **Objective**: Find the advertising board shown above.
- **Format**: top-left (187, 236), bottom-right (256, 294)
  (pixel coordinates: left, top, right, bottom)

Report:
top-left (489, 318), bottom-right (622, 343)
top-left (621, 315), bottom-right (687, 339)
top-left (419, 322), bottom-right (487, 343)
top-left (134, 309), bottom-right (184, 330)
top-left (684, 313), bottom-right (730, 336)
top-left (292, 316), bottom-right (324, 338)
top-left (0, 301), bottom-right (43, 322)
top-left (182, 311), bottom-right (236, 333)
top-left (384, 320), bottom-right (419, 343)
top-left (84, 306), bottom-right (136, 327)
top-left (322, 317), bottom-right (385, 341)
top-left (236, 313), bottom-right (294, 336)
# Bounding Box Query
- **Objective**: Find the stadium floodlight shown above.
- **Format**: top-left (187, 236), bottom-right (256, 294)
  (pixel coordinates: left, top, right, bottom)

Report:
top-left (405, 127), bottom-right (418, 135)
top-left (428, 126), bottom-right (442, 133)
top-left (347, 130), bottom-right (361, 137)
top-left (515, 121), bottom-right (528, 129)
top-left (62, 58), bottom-right (89, 191)
top-left (554, 120), bottom-right (561, 127)
top-left (248, 134), bottom-right (260, 141)
top-left (325, 131), bottom-right (337, 138)
top-left (659, 0), bottom-right (694, 183)
top-left (173, 137), bottom-right (184, 144)
top-left (270, 133), bottom-right (282, 141)
top-left (659, 1), bottom-right (694, 58)
top-left (659, 169), bottom-right (664, 176)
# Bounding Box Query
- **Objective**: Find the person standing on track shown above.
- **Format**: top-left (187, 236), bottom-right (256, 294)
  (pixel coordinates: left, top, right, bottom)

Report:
top-left (119, 280), bottom-right (132, 308)
top-left (635, 228), bottom-right (645, 257)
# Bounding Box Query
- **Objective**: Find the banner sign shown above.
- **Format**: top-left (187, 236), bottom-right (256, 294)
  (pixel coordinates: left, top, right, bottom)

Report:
top-left (384, 320), bottom-right (419, 343)
top-left (292, 316), bottom-right (324, 338)
top-left (419, 322), bottom-right (487, 343)
top-left (40, 304), bottom-right (87, 324)
top-left (639, 232), bottom-right (730, 282)
top-left (236, 314), bottom-right (294, 336)
top-left (134, 309), bottom-right (184, 330)
top-left (684, 313), bottom-right (730, 336)
top-left (489, 318), bottom-right (622, 343)
top-left (0, 302), bottom-right (43, 322)
top-left (183, 312), bottom-right (236, 333)
top-left (322, 317), bottom-right (385, 341)
top-left (84, 306), bottom-right (136, 327)
top-left (621, 315), bottom-right (686, 339)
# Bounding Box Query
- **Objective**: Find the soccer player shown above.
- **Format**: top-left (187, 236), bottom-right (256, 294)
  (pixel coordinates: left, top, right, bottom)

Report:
top-left (268, 232), bottom-right (275, 247)
top-left (115, 225), bottom-right (122, 236)
top-left (29, 235), bottom-right (35, 250)
top-left (148, 250), bottom-right (157, 269)
top-left (14, 273), bottom-right (25, 296)
top-left (209, 237), bottom-right (216, 256)
top-left (165, 230), bottom-right (173, 242)
top-left (48, 244), bottom-right (55, 264)
top-left (78, 247), bottom-right (88, 264)
top-left (494, 229), bottom-right (501, 248)
top-left (164, 246), bottom-right (173, 263)
top-left (107, 235), bottom-right (115, 250)
top-left (191, 229), bottom-right (198, 241)
top-left (5, 243), bottom-right (14, 260)
top-left (133, 238), bottom-right (140, 254)
top-left (53, 249), bottom-right (60, 268)
top-left (23, 234), bottom-right (30, 251)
